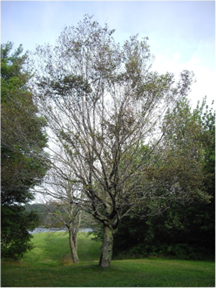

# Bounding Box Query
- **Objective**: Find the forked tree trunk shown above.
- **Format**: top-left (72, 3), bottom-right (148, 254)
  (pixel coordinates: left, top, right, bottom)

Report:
top-left (99, 225), bottom-right (114, 268)
top-left (69, 227), bottom-right (79, 263)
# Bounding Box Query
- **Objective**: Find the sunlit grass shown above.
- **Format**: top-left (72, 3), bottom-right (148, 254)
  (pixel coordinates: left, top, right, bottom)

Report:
top-left (1, 232), bottom-right (215, 287)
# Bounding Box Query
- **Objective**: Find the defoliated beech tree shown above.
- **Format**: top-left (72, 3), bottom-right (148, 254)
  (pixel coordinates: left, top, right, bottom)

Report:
top-left (32, 15), bottom-right (209, 267)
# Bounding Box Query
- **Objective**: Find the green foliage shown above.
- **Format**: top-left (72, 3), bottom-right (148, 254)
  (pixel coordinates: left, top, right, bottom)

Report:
top-left (25, 203), bottom-right (98, 229)
top-left (113, 98), bottom-right (215, 261)
top-left (1, 42), bottom-right (49, 260)
top-left (1, 205), bottom-right (40, 260)
top-left (1, 42), bottom-right (49, 201)
top-left (113, 203), bottom-right (214, 261)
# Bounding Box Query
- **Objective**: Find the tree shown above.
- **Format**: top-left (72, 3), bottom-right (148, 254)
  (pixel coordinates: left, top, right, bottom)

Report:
top-left (44, 199), bottom-right (81, 263)
top-left (36, 156), bottom-right (83, 263)
top-left (32, 15), bottom-right (210, 267)
top-left (113, 97), bottom-right (215, 260)
top-left (1, 42), bottom-right (49, 260)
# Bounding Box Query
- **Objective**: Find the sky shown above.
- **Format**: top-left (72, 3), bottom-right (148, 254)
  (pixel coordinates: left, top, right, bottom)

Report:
top-left (1, 1), bottom-right (215, 108)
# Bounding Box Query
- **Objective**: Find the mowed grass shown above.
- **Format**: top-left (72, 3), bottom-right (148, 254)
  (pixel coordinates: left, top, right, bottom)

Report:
top-left (1, 232), bottom-right (215, 287)
top-left (19, 231), bottom-right (101, 265)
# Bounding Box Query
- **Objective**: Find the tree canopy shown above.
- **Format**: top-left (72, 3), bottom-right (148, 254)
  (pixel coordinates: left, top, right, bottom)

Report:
top-left (1, 42), bottom-right (49, 260)
top-left (113, 98), bottom-right (215, 260)
top-left (31, 15), bottom-right (211, 267)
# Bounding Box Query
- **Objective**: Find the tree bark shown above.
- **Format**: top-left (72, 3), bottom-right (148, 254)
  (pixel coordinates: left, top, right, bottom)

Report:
top-left (69, 226), bottom-right (79, 263)
top-left (99, 225), bottom-right (114, 267)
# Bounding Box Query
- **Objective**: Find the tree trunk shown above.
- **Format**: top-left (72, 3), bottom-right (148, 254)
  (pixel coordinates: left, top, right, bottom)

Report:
top-left (99, 225), bottom-right (113, 267)
top-left (73, 210), bottom-right (81, 251)
top-left (73, 233), bottom-right (78, 251)
top-left (69, 227), bottom-right (79, 263)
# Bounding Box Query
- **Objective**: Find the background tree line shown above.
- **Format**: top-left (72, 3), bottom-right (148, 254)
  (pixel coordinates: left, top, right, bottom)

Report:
top-left (25, 203), bottom-right (98, 230)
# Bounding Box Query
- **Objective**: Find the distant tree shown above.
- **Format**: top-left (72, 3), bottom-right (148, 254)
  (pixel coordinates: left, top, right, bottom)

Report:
top-left (32, 15), bottom-right (210, 267)
top-left (46, 199), bottom-right (81, 263)
top-left (1, 42), bottom-right (49, 260)
top-left (25, 203), bottom-right (49, 226)
top-left (37, 154), bottom-right (83, 263)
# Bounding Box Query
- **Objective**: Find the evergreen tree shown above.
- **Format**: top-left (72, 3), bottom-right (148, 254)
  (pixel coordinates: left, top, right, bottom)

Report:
top-left (1, 42), bottom-right (49, 260)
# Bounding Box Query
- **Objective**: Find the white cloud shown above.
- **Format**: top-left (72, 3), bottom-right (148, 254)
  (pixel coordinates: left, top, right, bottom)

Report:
top-left (151, 51), bottom-right (215, 109)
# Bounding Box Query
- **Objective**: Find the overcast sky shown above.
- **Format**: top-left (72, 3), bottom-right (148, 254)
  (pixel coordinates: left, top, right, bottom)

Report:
top-left (1, 1), bottom-right (215, 108)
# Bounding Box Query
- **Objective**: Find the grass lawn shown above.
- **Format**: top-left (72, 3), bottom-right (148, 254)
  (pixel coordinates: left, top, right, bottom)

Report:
top-left (1, 232), bottom-right (215, 287)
